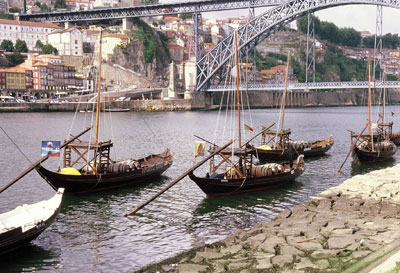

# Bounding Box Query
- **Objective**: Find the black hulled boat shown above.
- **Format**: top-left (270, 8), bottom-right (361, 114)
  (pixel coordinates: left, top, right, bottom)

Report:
top-left (36, 30), bottom-right (173, 194)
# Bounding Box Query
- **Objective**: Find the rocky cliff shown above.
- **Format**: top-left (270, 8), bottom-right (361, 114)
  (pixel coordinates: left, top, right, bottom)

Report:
top-left (110, 20), bottom-right (171, 88)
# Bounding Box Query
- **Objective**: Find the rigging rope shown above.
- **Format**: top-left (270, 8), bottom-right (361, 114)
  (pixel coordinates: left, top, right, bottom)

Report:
top-left (0, 126), bottom-right (32, 164)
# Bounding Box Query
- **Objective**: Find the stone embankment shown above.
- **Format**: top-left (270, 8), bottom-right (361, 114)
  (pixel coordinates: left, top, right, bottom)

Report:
top-left (140, 165), bottom-right (400, 273)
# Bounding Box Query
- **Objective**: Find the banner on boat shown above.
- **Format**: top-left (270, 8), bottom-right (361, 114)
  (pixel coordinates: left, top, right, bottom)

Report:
top-left (194, 141), bottom-right (205, 158)
top-left (41, 141), bottom-right (61, 157)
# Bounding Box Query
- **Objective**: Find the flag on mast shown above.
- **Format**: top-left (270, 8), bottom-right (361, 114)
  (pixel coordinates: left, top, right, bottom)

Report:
top-left (244, 124), bottom-right (254, 132)
top-left (194, 141), bottom-right (205, 158)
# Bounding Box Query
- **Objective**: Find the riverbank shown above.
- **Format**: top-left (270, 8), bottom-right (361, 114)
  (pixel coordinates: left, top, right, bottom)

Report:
top-left (138, 164), bottom-right (400, 273)
top-left (2, 89), bottom-right (400, 112)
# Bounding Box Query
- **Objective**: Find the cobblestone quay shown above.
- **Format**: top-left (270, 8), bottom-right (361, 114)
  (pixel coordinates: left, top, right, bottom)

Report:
top-left (139, 165), bottom-right (400, 273)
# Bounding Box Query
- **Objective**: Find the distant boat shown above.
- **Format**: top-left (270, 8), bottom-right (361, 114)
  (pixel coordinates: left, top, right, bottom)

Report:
top-left (0, 188), bottom-right (64, 255)
top-left (351, 58), bottom-right (396, 163)
top-left (255, 53), bottom-right (333, 161)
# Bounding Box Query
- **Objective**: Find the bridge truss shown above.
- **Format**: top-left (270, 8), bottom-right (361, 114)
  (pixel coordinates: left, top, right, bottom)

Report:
top-left (19, 0), bottom-right (281, 22)
top-left (196, 0), bottom-right (400, 91)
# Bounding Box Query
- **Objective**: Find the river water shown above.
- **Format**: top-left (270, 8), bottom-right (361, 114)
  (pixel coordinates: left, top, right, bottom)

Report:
top-left (1, 106), bottom-right (399, 272)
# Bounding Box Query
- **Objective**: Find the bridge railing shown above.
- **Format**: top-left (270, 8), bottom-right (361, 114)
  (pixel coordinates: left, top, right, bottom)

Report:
top-left (206, 81), bottom-right (400, 91)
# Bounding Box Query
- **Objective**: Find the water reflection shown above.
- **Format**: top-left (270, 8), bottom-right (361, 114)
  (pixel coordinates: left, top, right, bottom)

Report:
top-left (0, 245), bottom-right (61, 272)
top-left (350, 158), bottom-right (396, 176)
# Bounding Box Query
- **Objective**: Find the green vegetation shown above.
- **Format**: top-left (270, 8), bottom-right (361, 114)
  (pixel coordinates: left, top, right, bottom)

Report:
top-left (40, 3), bottom-right (49, 11)
top-left (316, 46), bottom-right (368, 82)
top-left (297, 15), bottom-right (361, 47)
top-left (363, 33), bottom-right (400, 49)
top-left (142, 0), bottom-right (158, 3)
top-left (6, 53), bottom-right (24, 67)
top-left (54, 0), bottom-right (67, 9)
top-left (130, 19), bottom-right (156, 63)
top-left (0, 12), bottom-right (13, 20)
top-left (15, 40), bottom-right (28, 53)
top-left (0, 40), bottom-right (14, 52)
top-left (297, 15), bottom-right (400, 49)
top-left (41, 44), bottom-right (58, 54)
top-left (250, 51), bottom-right (287, 71)
top-left (35, 40), bottom-right (44, 51)
top-left (179, 13), bottom-right (192, 20)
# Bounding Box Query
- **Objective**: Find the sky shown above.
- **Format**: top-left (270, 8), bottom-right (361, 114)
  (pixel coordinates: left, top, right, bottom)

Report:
top-left (160, 1), bottom-right (400, 35)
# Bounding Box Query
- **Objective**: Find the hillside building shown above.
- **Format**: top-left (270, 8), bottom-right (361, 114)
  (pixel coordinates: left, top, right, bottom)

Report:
top-left (0, 19), bottom-right (61, 51)
top-left (48, 27), bottom-right (83, 56)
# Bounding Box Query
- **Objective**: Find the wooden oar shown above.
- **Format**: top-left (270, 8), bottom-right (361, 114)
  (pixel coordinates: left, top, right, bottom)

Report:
top-left (0, 126), bottom-right (92, 194)
top-left (337, 123), bottom-right (368, 173)
top-left (123, 139), bottom-right (234, 217)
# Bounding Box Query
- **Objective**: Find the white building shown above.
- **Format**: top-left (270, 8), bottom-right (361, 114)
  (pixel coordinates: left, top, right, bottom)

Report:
top-left (48, 27), bottom-right (83, 56)
top-left (102, 33), bottom-right (129, 61)
top-left (0, 19), bottom-right (61, 51)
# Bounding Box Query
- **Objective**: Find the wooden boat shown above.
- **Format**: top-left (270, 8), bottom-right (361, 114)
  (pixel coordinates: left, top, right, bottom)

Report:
top-left (256, 129), bottom-right (333, 161)
top-left (36, 148), bottom-right (172, 194)
top-left (351, 59), bottom-right (396, 163)
top-left (36, 30), bottom-right (173, 194)
top-left (188, 32), bottom-right (305, 196)
top-left (254, 54), bottom-right (333, 161)
top-left (0, 188), bottom-right (64, 255)
top-left (189, 153), bottom-right (304, 196)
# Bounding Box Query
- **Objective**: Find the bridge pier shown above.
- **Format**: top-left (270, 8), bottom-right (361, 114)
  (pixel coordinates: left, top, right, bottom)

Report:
top-left (122, 18), bottom-right (133, 31)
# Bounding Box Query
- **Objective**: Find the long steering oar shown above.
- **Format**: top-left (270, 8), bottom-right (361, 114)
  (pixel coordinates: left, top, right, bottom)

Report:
top-left (0, 126), bottom-right (92, 194)
top-left (337, 123), bottom-right (368, 173)
top-left (123, 139), bottom-right (233, 217)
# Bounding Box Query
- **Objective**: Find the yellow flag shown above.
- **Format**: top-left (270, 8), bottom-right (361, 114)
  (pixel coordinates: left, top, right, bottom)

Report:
top-left (194, 141), bottom-right (205, 158)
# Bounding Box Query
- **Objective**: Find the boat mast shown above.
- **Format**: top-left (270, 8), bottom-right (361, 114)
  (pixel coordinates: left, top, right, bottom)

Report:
top-left (95, 29), bottom-right (102, 144)
top-left (368, 56), bottom-right (375, 152)
top-left (382, 67), bottom-right (386, 124)
top-left (234, 30), bottom-right (241, 147)
top-left (279, 52), bottom-right (290, 132)
top-left (368, 56), bottom-right (372, 136)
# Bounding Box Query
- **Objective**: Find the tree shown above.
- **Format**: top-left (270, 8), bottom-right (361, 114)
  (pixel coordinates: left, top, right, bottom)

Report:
top-left (15, 39), bottom-right (28, 53)
top-left (54, 0), bottom-right (67, 9)
top-left (40, 3), bottom-right (49, 11)
top-left (34, 1), bottom-right (41, 6)
top-left (179, 13), bottom-right (192, 20)
top-left (142, 0), bottom-right (158, 3)
top-left (42, 44), bottom-right (58, 54)
top-left (6, 53), bottom-right (24, 67)
top-left (35, 40), bottom-right (44, 51)
top-left (0, 12), bottom-right (13, 20)
top-left (0, 40), bottom-right (14, 52)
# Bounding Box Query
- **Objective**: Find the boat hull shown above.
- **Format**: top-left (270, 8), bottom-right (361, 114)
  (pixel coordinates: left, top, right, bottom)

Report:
top-left (189, 160), bottom-right (304, 196)
top-left (36, 160), bottom-right (172, 194)
top-left (256, 140), bottom-right (333, 161)
top-left (0, 189), bottom-right (63, 255)
top-left (353, 146), bottom-right (397, 163)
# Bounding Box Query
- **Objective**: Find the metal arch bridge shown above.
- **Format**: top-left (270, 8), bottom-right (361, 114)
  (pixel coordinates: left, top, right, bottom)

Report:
top-left (196, 0), bottom-right (400, 91)
top-left (207, 81), bottom-right (400, 92)
top-left (19, 0), bottom-right (281, 22)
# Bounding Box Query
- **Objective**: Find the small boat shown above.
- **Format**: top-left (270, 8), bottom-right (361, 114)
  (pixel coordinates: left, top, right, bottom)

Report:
top-left (188, 32), bottom-right (305, 196)
top-left (254, 54), bottom-right (333, 161)
top-left (256, 129), bottom-right (333, 161)
top-left (350, 59), bottom-right (396, 163)
top-left (0, 188), bottom-right (64, 255)
top-left (36, 30), bottom-right (173, 194)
